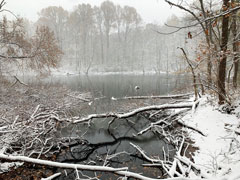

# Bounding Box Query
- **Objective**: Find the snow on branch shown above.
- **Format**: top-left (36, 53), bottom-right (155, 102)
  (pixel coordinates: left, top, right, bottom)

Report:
top-left (137, 109), bottom-right (189, 136)
top-left (72, 102), bottom-right (194, 124)
top-left (41, 173), bottom-right (61, 180)
top-left (111, 93), bottom-right (193, 100)
top-left (0, 153), bottom-right (180, 180)
top-left (0, 153), bottom-right (127, 173)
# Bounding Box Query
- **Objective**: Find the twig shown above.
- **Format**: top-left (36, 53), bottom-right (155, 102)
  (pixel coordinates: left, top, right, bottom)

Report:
top-left (177, 120), bottom-right (207, 136)
top-left (41, 173), bottom-right (61, 180)
top-left (10, 76), bottom-right (28, 87)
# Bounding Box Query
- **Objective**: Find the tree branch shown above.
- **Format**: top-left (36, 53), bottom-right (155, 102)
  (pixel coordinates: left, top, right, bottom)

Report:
top-left (72, 102), bottom-right (194, 124)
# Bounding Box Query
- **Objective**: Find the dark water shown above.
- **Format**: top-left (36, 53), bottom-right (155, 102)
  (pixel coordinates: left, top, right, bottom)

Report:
top-left (37, 74), bottom-right (190, 179)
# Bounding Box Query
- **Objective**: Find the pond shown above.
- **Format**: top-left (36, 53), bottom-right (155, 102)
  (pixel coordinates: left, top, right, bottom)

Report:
top-left (30, 73), bottom-right (190, 179)
top-left (46, 73), bottom-right (189, 98)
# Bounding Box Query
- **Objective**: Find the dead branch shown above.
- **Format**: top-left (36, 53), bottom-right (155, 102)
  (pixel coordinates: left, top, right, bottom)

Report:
top-left (41, 173), bottom-right (61, 180)
top-left (72, 102), bottom-right (195, 124)
top-left (137, 109), bottom-right (190, 136)
top-left (11, 76), bottom-right (28, 87)
top-left (178, 47), bottom-right (198, 101)
top-left (66, 93), bottom-right (91, 102)
top-left (177, 120), bottom-right (207, 136)
top-left (160, 0), bottom-right (240, 36)
top-left (0, 153), bottom-right (183, 180)
top-left (111, 93), bottom-right (193, 101)
top-left (225, 127), bottom-right (240, 135)
top-left (176, 155), bottom-right (210, 179)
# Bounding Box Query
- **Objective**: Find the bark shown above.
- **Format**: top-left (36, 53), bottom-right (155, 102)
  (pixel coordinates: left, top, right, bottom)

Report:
top-left (232, 0), bottom-right (239, 88)
top-left (218, 0), bottom-right (230, 104)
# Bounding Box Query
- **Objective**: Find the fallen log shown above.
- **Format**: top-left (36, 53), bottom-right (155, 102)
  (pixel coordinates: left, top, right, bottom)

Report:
top-left (111, 93), bottom-right (193, 101)
top-left (73, 102), bottom-right (194, 124)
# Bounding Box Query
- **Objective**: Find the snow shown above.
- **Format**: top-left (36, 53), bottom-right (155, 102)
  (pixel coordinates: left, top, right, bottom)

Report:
top-left (50, 67), bottom-right (173, 76)
top-left (183, 96), bottom-right (240, 179)
top-left (1, 92), bottom-right (240, 179)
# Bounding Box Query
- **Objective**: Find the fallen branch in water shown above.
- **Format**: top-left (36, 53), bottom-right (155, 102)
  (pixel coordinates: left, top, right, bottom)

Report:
top-left (111, 93), bottom-right (193, 101)
top-left (136, 109), bottom-right (190, 136)
top-left (73, 102), bottom-right (195, 124)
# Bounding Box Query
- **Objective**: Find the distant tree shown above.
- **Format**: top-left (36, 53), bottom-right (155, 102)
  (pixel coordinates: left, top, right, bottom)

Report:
top-left (101, 1), bottom-right (116, 62)
top-left (70, 4), bottom-right (94, 71)
top-left (122, 6), bottom-right (141, 43)
top-left (121, 6), bottom-right (141, 67)
top-left (93, 6), bottom-right (105, 64)
top-left (37, 6), bottom-right (68, 49)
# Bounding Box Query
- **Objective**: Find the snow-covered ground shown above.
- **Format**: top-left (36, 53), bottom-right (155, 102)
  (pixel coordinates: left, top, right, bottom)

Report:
top-left (183, 96), bottom-right (240, 179)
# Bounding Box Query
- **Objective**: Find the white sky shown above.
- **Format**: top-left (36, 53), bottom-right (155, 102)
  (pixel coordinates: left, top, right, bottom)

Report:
top-left (4, 0), bottom-right (182, 24)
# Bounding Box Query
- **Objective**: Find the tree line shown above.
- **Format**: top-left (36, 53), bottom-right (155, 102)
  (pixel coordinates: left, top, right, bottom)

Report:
top-left (35, 1), bottom-right (191, 74)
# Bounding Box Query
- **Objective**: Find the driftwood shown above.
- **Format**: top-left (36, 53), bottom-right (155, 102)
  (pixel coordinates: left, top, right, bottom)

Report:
top-left (73, 102), bottom-right (194, 124)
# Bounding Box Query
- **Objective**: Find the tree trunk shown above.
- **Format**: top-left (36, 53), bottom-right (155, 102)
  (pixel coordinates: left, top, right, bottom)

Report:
top-left (218, 0), bottom-right (230, 104)
top-left (232, 0), bottom-right (239, 88)
top-left (199, 0), bottom-right (212, 86)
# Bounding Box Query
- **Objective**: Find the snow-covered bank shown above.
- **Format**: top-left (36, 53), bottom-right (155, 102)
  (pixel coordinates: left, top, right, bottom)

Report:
top-left (50, 68), bottom-right (176, 76)
top-left (183, 96), bottom-right (240, 179)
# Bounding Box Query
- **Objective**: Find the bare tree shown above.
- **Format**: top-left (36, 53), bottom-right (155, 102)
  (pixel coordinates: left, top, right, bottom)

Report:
top-left (231, 0), bottom-right (239, 88)
top-left (217, 0), bottom-right (230, 104)
top-left (101, 1), bottom-right (116, 62)
top-left (0, 17), bottom-right (62, 75)
top-left (37, 6), bottom-right (68, 49)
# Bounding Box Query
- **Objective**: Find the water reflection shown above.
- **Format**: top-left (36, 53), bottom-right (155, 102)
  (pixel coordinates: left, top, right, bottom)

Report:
top-left (47, 74), bottom-right (189, 98)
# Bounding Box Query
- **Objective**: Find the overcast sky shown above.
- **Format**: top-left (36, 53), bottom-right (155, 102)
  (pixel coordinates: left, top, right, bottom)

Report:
top-left (4, 0), bottom-right (182, 24)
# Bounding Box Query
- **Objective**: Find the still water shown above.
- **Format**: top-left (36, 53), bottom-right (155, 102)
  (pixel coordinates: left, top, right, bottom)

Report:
top-left (47, 73), bottom-right (189, 98)
top-left (45, 74), bottom-right (190, 179)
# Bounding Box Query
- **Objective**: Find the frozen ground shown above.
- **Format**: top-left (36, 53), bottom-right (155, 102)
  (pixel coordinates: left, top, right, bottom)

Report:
top-left (183, 96), bottom-right (240, 179)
